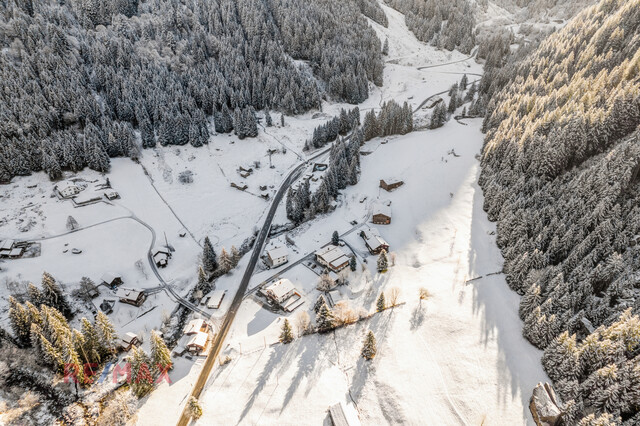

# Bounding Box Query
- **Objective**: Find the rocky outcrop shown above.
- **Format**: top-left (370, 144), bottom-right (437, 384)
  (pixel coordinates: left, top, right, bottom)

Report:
top-left (530, 382), bottom-right (563, 426)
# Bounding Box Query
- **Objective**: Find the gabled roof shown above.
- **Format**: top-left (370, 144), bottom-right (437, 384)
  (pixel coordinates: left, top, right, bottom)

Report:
top-left (115, 287), bottom-right (143, 300)
top-left (184, 319), bottom-right (205, 335)
top-left (267, 246), bottom-right (288, 259)
top-left (372, 200), bottom-right (392, 217)
top-left (361, 227), bottom-right (389, 249)
top-left (187, 331), bottom-right (208, 348)
top-left (101, 272), bottom-right (121, 284)
top-left (315, 245), bottom-right (350, 265)
top-left (265, 279), bottom-right (296, 300)
top-left (0, 240), bottom-right (15, 250)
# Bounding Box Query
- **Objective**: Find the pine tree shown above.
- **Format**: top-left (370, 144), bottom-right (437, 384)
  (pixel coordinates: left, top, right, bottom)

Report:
top-left (316, 301), bottom-right (335, 333)
top-left (314, 295), bottom-right (327, 313)
top-left (150, 330), bottom-right (172, 372)
top-left (27, 283), bottom-right (44, 307)
top-left (376, 292), bottom-right (386, 312)
top-left (131, 346), bottom-right (154, 397)
top-left (382, 38), bottom-right (389, 55)
top-left (202, 236), bottom-right (217, 272)
top-left (280, 114), bottom-right (285, 127)
top-left (349, 256), bottom-right (357, 271)
top-left (81, 317), bottom-right (101, 364)
top-left (218, 248), bottom-right (233, 273)
top-left (9, 297), bottom-right (31, 347)
top-left (189, 397), bottom-right (203, 420)
top-left (231, 246), bottom-right (240, 267)
top-left (196, 266), bottom-right (210, 294)
top-left (332, 231), bottom-right (340, 245)
top-left (377, 249), bottom-right (388, 272)
top-left (95, 311), bottom-right (117, 358)
top-left (279, 319), bottom-right (294, 344)
top-left (42, 272), bottom-right (71, 317)
top-left (67, 215), bottom-right (79, 231)
top-left (361, 330), bottom-right (377, 360)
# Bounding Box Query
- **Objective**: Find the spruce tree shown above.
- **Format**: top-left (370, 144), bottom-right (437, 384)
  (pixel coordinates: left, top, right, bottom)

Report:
top-left (196, 266), bottom-right (210, 294)
top-left (349, 256), bottom-right (357, 271)
top-left (150, 330), bottom-right (172, 372)
top-left (81, 317), bottom-right (101, 364)
top-left (231, 245), bottom-right (240, 267)
top-left (377, 249), bottom-right (389, 272)
top-left (9, 297), bottom-right (31, 347)
top-left (265, 110), bottom-right (273, 127)
top-left (42, 272), bottom-right (71, 317)
top-left (202, 236), bottom-right (217, 272)
top-left (332, 231), bottom-right (340, 245)
top-left (316, 301), bottom-right (335, 333)
top-left (382, 38), bottom-right (389, 55)
top-left (376, 292), bottom-right (386, 312)
top-left (95, 311), bottom-right (117, 358)
top-left (218, 248), bottom-right (233, 273)
top-left (314, 295), bottom-right (327, 314)
top-left (361, 330), bottom-right (377, 360)
top-left (279, 319), bottom-right (294, 344)
top-left (27, 283), bottom-right (44, 307)
top-left (131, 346), bottom-right (154, 397)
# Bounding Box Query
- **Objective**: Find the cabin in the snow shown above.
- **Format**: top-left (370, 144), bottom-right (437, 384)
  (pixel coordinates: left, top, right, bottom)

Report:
top-left (186, 331), bottom-right (209, 354)
top-left (371, 201), bottom-right (392, 225)
top-left (184, 318), bottom-right (209, 335)
top-left (315, 245), bottom-right (350, 272)
top-left (120, 332), bottom-right (139, 352)
top-left (360, 227), bottom-right (389, 254)
top-left (101, 272), bottom-right (123, 289)
top-left (104, 190), bottom-right (119, 200)
top-left (266, 246), bottom-right (288, 268)
top-left (57, 181), bottom-right (82, 198)
top-left (153, 248), bottom-right (171, 268)
top-left (379, 178), bottom-right (404, 192)
top-left (115, 288), bottom-right (146, 307)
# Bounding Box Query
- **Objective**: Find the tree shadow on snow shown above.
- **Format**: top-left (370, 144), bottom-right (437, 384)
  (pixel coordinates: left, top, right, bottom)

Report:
top-left (409, 302), bottom-right (427, 331)
top-left (466, 176), bottom-right (548, 422)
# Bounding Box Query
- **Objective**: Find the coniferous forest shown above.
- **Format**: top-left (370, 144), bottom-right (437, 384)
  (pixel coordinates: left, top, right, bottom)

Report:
top-left (0, 0), bottom-right (383, 183)
top-left (480, 0), bottom-right (640, 423)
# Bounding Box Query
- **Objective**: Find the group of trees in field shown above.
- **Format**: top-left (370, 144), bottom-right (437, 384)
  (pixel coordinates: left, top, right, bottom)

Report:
top-left (479, 0), bottom-right (640, 423)
top-left (287, 133), bottom-right (361, 224)
top-left (0, 0), bottom-right (383, 183)
top-left (430, 74), bottom-right (483, 129)
top-left (193, 236), bottom-right (240, 298)
top-left (305, 107), bottom-right (361, 151)
top-left (384, 0), bottom-right (475, 54)
top-left (362, 100), bottom-right (414, 141)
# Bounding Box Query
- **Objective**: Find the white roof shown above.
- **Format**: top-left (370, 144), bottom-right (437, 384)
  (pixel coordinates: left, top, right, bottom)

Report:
top-left (315, 245), bottom-right (350, 265)
top-left (187, 331), bottom-right (208, 348)
top-left (122, 332), bottom-right (138, 344)
top-left (105, 190), bottom-right (118, 195)
top-left (115, 287), bottom-right (142, 300)
top-left (267, 246), bottom-right (288, 259)
top-left (362, 227), bottom-right (388, 249)
top-left (207, 290), bottom-right (226, 309)
top-left (382, 177), bottom-right (402, 184)
top-left (265, 278), bottom-right (296, 300)
top-left (9, 248), bottom-right (22, 256)
top-left (58, 181), bottom-right (79, 191)
top-left (184, 319), bottom-right (205, 335)
top-left (0, 240), bottom-right (15, 250)
top-left (372, 201), bottom-right (391, 217)
top-left (101, 272), bottom-right (121, 284)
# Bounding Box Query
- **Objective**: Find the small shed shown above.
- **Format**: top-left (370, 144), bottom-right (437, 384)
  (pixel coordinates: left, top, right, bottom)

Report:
top-left (153, 249), bottom-right (171, 268)
top-left (265, 279), bottom-right (297, 305)
top-left (121, 332), bottom-right (139, 351)
top-left (104, 190), bottom-right (119, 200)
top-left (115, 288), bottom-right (146, 307)
top-left (379, 178), bottom-right (404, 192)
top-left (206, 290), bottom-right (226, 309)
top-left (8, 247), bottom-right (23, 258)
top-left (0, 240), bottom-right (15, 258)
top-left (101, 273), bottom-right (123, 288)
top-left (372, 201), bottom-right (392, 225)
top-left (266, 246), bottom-right (288, 268)
top-left (186, 331), bottom-right (209, 354)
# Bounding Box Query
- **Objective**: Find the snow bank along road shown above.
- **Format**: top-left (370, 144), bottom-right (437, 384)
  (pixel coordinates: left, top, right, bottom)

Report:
top-left (175, 146), bottom-right (332, 426)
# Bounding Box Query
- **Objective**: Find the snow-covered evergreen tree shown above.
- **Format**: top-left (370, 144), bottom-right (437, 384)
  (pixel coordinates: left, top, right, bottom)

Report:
top-left (279, 319), bottom-right (294, 344)
top-left (361, 330), bottom-right (377, 360)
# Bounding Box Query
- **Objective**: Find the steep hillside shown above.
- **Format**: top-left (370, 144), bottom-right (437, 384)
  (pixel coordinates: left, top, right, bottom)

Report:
top-left (0, 0), bottom-right (382, 183)
top-left (480, 0), bottom-right (640, 423)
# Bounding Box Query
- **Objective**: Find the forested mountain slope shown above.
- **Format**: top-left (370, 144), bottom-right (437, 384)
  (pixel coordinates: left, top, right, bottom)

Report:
top-left (479, 0), bottom-right (640, 423)
top-left (0, 0), bottom-right (382, 183)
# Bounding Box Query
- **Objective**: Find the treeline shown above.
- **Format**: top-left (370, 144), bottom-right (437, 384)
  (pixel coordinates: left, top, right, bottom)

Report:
top-left (357, 0), bottom-right (389, 27)
top-left (287, 132), bottom-right (362, 224)
top-left (0, 0), bottom-right (383, 182)
top-left (479, 0), bottom-right (640, 423)
top-left (362, 100), bottom-right (413, 141)
top-left (305, 107), bottom-right (361, 151)
top-left (430, 75), bottom-right (482, 129)
top-left (384, 0), bottom-right (475, 54)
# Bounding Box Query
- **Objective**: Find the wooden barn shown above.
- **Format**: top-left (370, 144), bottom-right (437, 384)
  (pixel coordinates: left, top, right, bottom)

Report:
top-left (379, 178), bottom-right (404, 192)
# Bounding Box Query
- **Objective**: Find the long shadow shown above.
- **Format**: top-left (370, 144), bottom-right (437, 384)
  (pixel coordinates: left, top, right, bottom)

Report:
top-left (467, 173), bottom-right (549, 422)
